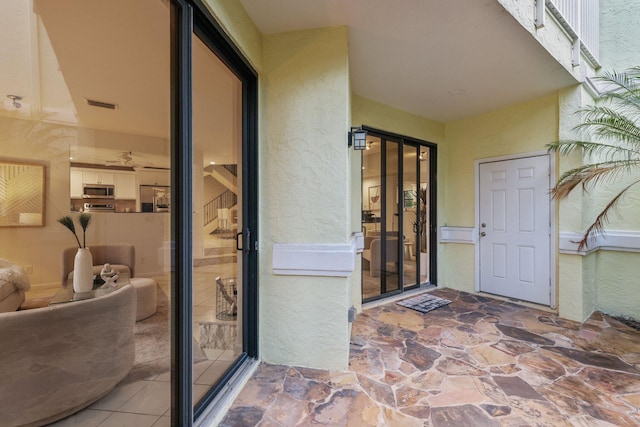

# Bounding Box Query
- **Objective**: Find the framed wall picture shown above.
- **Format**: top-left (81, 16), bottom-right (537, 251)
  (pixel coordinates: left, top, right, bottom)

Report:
top-left (403, 190), bottom-right (416, 209)
top-left (368, 185), bottom-right (381, 210)
top-left (0, 160), bottom-right (45, 227)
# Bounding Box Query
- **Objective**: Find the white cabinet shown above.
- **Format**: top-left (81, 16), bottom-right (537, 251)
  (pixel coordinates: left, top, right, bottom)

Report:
top-left (82, 170), bottom-right (114, 185)
top-left (114, 173), bottom-right (137, 199)
top-left (139, 169), bottom-right (169, 186)
top-left (70, 167), bottom-right (137, 200)
top-left (70, 170), bottom-right (84, 198)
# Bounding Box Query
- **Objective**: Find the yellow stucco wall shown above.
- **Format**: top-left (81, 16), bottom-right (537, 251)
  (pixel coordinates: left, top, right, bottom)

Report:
top-left (204, 2), bottom-right (356, 370)
top-left (596, 252), bottom-right (640, 318)
top-left (442, 94), bottom-right (559, 293)
top-left (259, 27), bottom-right (352, 370)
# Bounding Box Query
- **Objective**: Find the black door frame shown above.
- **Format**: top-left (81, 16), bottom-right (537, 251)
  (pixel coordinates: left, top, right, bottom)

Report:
top-left (171, 1), bottom-right (259, 425)
top-left (361, 126), bottom-right (437, 303)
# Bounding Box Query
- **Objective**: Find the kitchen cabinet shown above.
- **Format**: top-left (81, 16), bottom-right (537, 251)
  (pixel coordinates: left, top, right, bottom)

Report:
top-left (70, 170), bottom-right (83, 198)
top-left (114, 173), bottom-right (137, 199)
top-left (139, 169), bottom-right (169, 186)
top-left (82, 170), bottom-right (114, 185)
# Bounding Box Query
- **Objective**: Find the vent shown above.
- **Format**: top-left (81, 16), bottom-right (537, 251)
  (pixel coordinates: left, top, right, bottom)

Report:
top-left (85, 98), bottom-right (118, 110)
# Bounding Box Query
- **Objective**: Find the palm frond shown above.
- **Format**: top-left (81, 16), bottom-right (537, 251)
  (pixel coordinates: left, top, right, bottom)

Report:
top-left (553, 159), bottom-right (640, 200)
top-left (576, 179), bottom-right (640, 251)
top-left (577, 106), bottom-right (640, 146)
top-left (547, 139), bottom-right (640, 159)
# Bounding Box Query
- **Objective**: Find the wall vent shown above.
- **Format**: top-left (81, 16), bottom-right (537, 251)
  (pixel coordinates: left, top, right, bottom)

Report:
top-left (85, 98), bottom-right (118, 110)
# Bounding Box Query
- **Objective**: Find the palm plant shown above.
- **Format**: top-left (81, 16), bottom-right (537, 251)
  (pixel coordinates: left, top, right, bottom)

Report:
top-left (412, 187), bottom-right (428, 252)
top-left (547, 67), bottom-right (640, 250)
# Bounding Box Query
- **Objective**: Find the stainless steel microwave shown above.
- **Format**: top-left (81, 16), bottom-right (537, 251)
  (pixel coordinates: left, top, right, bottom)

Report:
top-left (82, 184), bottom-right (115, 198)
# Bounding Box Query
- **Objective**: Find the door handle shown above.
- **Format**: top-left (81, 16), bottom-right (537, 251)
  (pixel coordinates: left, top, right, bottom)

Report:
top-left (236, 229), bottom-right (251, 253)
top-left (236, 232), bottom-right (243, 251)
top-left (480, 231), bottom-right (486, 237)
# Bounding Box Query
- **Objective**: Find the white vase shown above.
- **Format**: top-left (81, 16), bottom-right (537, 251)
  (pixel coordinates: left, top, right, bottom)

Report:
top-left (73, 247), bottom-right (94, 293)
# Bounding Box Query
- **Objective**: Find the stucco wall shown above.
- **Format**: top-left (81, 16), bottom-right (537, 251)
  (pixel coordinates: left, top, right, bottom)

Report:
top-left (497, 0), bottom-right (578, 79)
top-left (442, 94), bottom-right (559, 294)
top-left (202, 0), bottom-right (263, 72)
top-left (259, 27), bottom-right (352, 370)
top-left (599, 0), bottom-right (640, 71)
top-left (596, 251), bottom-right (640, 319)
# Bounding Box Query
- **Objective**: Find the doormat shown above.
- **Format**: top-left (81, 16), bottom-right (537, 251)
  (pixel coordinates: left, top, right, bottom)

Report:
top-left (397, 293), bottom-right (452, 314)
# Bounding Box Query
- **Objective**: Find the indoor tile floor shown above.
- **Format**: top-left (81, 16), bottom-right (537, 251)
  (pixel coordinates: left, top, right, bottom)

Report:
top-left (220, 288), bottom-right (640, 426)
top-left (43, 259), bottom-right (238, 427)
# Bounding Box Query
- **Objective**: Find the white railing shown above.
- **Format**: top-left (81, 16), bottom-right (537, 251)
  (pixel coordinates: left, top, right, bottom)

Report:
top-left (538, 0), bottom-right (600, 67)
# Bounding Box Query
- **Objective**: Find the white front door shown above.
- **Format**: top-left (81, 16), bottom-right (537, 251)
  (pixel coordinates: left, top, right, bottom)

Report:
top-left (478, 155), bottom-right (550, 305)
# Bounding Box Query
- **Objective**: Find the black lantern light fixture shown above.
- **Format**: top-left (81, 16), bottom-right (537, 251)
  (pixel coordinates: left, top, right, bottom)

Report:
top-left (348, 127), bottom-right (367, 150)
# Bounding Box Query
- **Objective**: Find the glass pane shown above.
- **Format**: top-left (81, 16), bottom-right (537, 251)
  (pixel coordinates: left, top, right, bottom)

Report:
top-left (1, 0), bottom-right (172, 424)
top-left (402, 145), bottom-right (418, 287)
top-left (191, 33), bottom-right (243, 405)
top-left (419, 148), bottom-right (430, 283)
top-left (383, 139), bottom-right (400, 293)
top-left (362, 136), bottom-right (381, 299)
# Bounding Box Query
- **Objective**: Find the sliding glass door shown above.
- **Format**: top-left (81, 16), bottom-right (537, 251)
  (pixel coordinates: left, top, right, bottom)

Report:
top-left (361, 129), bottom-right (435, 302)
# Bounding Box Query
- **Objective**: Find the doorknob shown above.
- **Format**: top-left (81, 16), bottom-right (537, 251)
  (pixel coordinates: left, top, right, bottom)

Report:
top-left (480, 232), bottom-right (486, 237)
top-left (481, 223), bottom-right (486, 228)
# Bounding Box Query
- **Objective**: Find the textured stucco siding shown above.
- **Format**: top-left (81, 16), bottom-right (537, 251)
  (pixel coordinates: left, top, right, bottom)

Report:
top-left (442, 94), bottom-right (559, 301)
top-left (599, 0), bottom-right (640, 71)
top-left (596, 252), bottom-right (640, 320)
top-left (259, 27), bottom-right (352, 370)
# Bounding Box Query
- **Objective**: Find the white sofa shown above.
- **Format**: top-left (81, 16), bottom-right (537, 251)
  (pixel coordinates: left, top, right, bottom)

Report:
top-left (0, 259), bottom-right (30, 312)
top-left (0, 284), bottom-right (136, 427)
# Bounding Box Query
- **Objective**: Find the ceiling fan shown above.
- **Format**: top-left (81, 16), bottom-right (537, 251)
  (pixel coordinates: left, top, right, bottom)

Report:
top-left (105, 151), bottom-right (137, 167)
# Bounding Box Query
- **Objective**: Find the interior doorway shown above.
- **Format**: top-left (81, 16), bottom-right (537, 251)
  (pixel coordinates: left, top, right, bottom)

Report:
top-left (361, 128), bottom-right (436, 302)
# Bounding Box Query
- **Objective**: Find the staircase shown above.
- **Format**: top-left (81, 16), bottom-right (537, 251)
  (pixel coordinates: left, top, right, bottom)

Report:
top-left (194, 245), bottom-right (237, 267)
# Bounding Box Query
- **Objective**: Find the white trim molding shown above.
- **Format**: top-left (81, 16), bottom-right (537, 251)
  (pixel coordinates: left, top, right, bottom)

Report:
top-left (272, 233), bottom-right (362, 277)
top-left (439, 226), bottom-right (476, 244)
top-left (560, 231), bottom-right (640, 255)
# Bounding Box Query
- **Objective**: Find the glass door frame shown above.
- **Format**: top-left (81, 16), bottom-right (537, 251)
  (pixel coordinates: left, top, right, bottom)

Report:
top-left (361, 126), bottom-right (437, 304)
top-left (171, 1), bottom-right (259, 425)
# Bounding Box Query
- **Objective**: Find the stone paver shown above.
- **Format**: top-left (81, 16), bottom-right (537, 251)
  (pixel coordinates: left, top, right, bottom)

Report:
top-left (219, 289), bottom-right (640, 426)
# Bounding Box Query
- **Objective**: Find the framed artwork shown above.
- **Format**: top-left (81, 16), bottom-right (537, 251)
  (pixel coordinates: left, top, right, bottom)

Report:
top-left (403, 190), bottom-right (416, 209)
top-left (0, 160), bottom-right (45, 227)
top-left (368, 185), bottom-right (381, 210)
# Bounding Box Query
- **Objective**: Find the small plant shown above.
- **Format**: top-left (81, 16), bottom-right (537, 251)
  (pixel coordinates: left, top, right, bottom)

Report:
top-left (57, 213), bottom-right (92, 248)
top-left (412, 187), bottom-right (428, 252)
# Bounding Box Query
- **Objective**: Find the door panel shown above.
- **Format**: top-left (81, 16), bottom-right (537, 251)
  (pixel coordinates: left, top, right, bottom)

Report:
top-left (479, 156), bottom-right (550, 305)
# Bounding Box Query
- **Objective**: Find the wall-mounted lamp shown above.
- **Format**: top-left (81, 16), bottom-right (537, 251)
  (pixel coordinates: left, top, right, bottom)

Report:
top-left (7, 95), bottom-right (22, 109)
top-left (348, 127), bottom-right (367, 150)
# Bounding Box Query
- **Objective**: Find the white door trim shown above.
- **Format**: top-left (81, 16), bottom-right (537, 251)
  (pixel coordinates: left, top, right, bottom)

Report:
top-left (474, 151), bottom-right (557, 309)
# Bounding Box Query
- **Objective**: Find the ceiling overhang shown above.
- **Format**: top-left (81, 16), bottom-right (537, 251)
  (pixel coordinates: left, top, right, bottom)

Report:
top-left (239, 0), bottom-right (578, 122)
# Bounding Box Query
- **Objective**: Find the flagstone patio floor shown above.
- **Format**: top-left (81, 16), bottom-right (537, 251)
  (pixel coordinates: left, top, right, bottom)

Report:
top-left (219, 288), bottom-right (640, 426)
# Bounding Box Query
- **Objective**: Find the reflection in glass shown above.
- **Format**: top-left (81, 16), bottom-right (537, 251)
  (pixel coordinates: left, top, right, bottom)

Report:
top-left (0, 0), bottom-right (172, 424)
top-left (191, 33), bottom-right (243, 407)
top-left (0, 161), bottom-right (45, 227)
top-left (403, 146), bottom-right (418, 287)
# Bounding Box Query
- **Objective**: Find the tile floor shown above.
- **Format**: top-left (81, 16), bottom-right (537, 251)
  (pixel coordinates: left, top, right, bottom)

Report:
top-left (37, 253), bottom-right (240, 427)
top-left (219, 288), bottom-right (640, 426)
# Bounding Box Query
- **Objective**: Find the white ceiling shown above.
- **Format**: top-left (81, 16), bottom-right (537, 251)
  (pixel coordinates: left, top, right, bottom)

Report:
top-left (2, 0), bottom-right (240, 168)
top-left (2, 0), bottom-right (579, 169)
top-left (239, 0), bottom-right (578, 122)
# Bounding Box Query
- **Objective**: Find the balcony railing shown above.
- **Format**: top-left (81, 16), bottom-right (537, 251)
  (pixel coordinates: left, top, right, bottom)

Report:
top-left (536, 0), bottom-right (600, 67)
